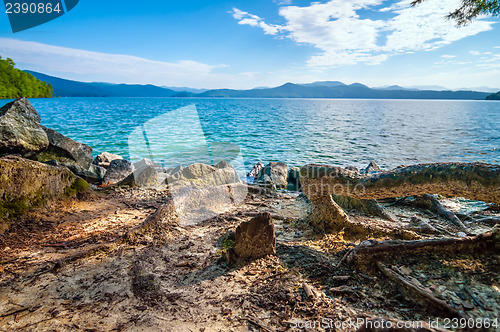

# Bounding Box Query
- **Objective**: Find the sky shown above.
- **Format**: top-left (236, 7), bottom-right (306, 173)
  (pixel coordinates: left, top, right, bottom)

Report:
top-left (0, 0), bottom-right (499, 90)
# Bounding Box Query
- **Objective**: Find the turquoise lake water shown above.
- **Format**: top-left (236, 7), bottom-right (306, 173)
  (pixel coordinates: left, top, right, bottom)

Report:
top-left (26, 97), bottom-right (500, 171)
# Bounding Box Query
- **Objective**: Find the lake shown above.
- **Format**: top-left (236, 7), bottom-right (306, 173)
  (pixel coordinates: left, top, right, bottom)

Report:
top-left (27, 97), bottom-right (499, 172)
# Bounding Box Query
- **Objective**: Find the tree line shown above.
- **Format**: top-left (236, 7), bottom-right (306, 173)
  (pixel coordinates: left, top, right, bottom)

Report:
top-left (0, 57), bottom-right (53, 99)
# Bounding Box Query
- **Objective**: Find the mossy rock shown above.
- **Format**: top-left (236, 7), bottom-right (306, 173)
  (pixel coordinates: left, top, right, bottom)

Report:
top-left (0, 155), bottom-right (81, 216)
top-left (65, 178), bottom-right (90, 197)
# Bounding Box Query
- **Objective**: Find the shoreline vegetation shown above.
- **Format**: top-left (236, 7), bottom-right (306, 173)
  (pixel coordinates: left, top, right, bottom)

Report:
top-left (0, 58), bottom-right (53, 99)
top-left (0, 98), bottom-right (499, 331)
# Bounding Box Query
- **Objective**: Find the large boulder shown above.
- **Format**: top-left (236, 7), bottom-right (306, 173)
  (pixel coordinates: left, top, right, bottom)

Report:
top-left (0, 98), bottom-right (49, 156)
top-left (36, 126), bottom-right (93, 169)
top-left (234, 212), bottom-right (276, 259)
top-left (103, 159), bottom-right (134, 184)
top-left (256, 162), bottom-right (289, 189)
top-left (92, 152), bottom-right (123, 169)
top-left (0, 155), bottom-right (87, 220)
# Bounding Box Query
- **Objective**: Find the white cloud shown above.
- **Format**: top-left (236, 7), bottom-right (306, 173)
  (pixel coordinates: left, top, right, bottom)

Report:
top-left (232, 0), bottom-right (496, 67)
top-left (231, 8), bottom-right (283, 35)
top-left (441, 54), bottom-right (456, 58)
top-left (0, 38), bottom-right (253, 88)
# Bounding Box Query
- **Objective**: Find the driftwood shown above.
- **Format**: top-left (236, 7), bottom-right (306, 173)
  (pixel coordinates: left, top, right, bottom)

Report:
top-left (300, 162), bottom-right (500, 233)
top-left (377, 262), bottom-right (466, 319)
top-left (405, 194), bottom-right (466, 230)
top-left (346, 226), bottom-right (499, 266)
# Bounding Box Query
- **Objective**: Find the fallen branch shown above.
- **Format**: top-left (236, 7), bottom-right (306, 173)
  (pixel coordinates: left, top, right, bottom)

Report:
top-left (347, 226), bottom-right (499, 266)
top-left (406, 195), bottom-right (467, 231)
top-left (377, 262), bottom-right (466, 319)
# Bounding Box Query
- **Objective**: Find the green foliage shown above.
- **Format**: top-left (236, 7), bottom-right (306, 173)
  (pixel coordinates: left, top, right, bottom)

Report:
top-left (412, 0), bottom-right (500, 25)
top-left (65, 178), bottom-right (90, 196)
top-left (486, 91), bottom-right (500, 100)
top-left (0, 199), bottom-right (29, 219)
top-left (0, 56), bottom-right (53, 99)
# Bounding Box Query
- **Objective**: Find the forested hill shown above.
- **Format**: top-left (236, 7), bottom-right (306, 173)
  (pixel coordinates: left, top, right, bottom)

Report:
top-left (0, 57), bottom-right (53, 99)
top-left (486, 91), bottom-right (500, 100)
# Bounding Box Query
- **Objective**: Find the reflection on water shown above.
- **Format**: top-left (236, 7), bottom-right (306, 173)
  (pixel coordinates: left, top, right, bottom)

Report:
top-left (30, 97), bottom-right (500, 170)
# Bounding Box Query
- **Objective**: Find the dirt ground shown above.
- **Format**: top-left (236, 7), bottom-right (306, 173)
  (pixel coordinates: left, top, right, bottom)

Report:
top-left (0, 186), bottom-right (499, 331)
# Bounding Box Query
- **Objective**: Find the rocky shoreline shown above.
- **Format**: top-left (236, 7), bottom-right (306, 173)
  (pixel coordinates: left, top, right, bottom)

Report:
top-left (1, 98), bottom-right (499, 331)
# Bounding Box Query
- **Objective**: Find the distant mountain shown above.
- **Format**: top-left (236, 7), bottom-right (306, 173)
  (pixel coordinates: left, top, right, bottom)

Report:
top-left (163, 86), bottom-right (208, 93)
top-left (25, 71), bottom-right (180, 97)
top-left (458, 86), bottom-right (500, 93)
top-left (376, 85), bottom-right (415, 91)
top-left (197, 82), bottom-right (490, 100)
top-left (404, 85), bottom-right (450, 91)
top-left (486, 91), bottom-right (500, 100)
top-left (298, 81), bottom-right (346, 88)
top-left (21, 72), bottom-right (493, 100)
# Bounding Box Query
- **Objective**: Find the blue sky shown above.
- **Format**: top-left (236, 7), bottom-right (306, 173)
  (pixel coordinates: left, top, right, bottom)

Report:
top-left (0, 0), bottom-right (499, 90)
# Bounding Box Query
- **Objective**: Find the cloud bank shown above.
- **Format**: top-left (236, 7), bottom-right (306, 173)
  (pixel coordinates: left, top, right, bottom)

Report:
top-left (232, 0), bottom-right (496, 66)
top-left (0, 38), bottom-right (244, 88)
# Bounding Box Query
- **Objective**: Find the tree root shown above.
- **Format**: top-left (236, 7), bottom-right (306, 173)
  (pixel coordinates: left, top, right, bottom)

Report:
top-left (300, 162), bottom-right (499, 234)
top-left (377, 262), bottom-right (466, 319)
top-left (346, 226), bottom-right (499, 267)
top-left (332, 194), bottom-right (393, 221)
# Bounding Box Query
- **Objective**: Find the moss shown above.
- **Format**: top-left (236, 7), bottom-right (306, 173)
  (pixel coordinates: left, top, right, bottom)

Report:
top-left (0, 199), bottom-right (30, 219)
top-left (65, 178), bottom-right (90, 196)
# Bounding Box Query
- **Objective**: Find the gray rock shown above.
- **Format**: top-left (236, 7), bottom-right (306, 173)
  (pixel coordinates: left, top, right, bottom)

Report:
top-left (287, 167), bottom-right (302, 191)
top-left (214, 160), bottom-right (229, 169)
top-left (103, 159), bottom-right (134, 184)
top-left (36, 126), bottom-right (93, 169)
top-left (234, 212), bottom-right (276, 259)
top-left (92, 152), bottom-right (123, 169)
top-left (66, 164), bottom-right (100, 184)
top-left (167, 162), bottom-right (240, 190)
top-left (89, 164), bottom-right (107, 180)
top-left (365, 161), bottom-right (382, 174)
top-left (182, 163), bottom-right (216, 179)
top-left (256, 162), bottom-right (289, 189)
top-left (120, 158), bottom-right (159, 187)
top-left (0, 98), bottom-right (49, 156)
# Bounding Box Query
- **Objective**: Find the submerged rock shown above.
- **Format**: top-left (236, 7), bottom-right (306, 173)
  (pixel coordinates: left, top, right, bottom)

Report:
top-left (234, 212), bottom-right (276, 259)
top-left (256, 162), bottom-right (289, 189)
top-left (103, 159), bottom-right (134, 184)
top-left (92, 152), bottom-right (123, 169)
top-left (36, 126), bottom-right (93, 169)
top-left (0, 98), bottom-right (49, 156)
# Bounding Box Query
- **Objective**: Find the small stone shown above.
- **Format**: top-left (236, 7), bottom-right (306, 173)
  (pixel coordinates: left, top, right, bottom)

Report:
top-left (234, 212), bottom-right (276, 259)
